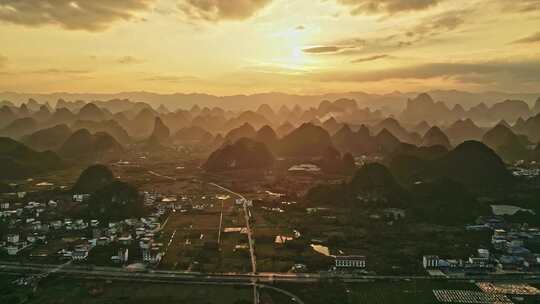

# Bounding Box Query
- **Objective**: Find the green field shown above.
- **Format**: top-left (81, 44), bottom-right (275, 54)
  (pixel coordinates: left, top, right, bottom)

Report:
top-left (2, 274), bottom-right (539, 304)
top-left (0, 274), bottom-right (253, 304)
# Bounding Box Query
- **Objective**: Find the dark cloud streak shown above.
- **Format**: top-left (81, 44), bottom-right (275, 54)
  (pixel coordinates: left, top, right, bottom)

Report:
top-left (351, 54), bottom-right (390, 63)
top-left (316, 60), bottom-right (540, 85)
top-left (513, 32), bottom-right (540, 44)
top-left (336, 0), bottom-right (442, 15)
top-left (303, 46), bottom-right (356, 54)
top-left (0, 0), bottom-right (154, 31)
top-left (178, 0), bottom-right (272, 21)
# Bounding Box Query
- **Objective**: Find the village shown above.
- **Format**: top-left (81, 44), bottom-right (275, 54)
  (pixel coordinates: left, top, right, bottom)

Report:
top-left (2, 184), bottom-right (540, 277)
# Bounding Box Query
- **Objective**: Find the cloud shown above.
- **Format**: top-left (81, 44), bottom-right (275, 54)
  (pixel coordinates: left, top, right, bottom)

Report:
top-left (513, 32), bottom-right (540, 44)
top-left (29, 69), bottom-right (91, 75)
top-left (302, 46), bottom-right (354, 54)
top-left (316, 59), bottom-right (540, 85)
top-left (178, 0), bottom-right (273, 21)
top-left (0, 0), bottom-right (154, 31)
top-left (498, 0), bottom-right (540, 13)
top-left (308, 9), bottom-right (468, 56)
top-left (409, 10), bottom-right (466, 38)
top-left (117, 56), bottom-right (145, 64)
top-left (142, 75), bottom-right (199, 83)
top-left (351, 54), bottom-right (390, 63)
top-left (336, 0), bottom-right (442, 15)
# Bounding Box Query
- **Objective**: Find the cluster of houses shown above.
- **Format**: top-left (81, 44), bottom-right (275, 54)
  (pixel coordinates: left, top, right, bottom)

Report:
top-left (0, 199), bottom-right (61, 256)
top-left (510, 161), bottom-right (540, 178)
top-left (1, 192), bottom-right (168, 267)
top-left (424, 216), bottom-right (540, 275)
top-left (423, 248), bottom-right (496, 275)
top-left (58, 210), bottom-right (166, 265)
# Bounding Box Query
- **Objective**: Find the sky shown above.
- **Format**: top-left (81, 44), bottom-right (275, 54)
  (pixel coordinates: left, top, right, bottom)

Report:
top-left (0, 0), bottom-right (540, 95)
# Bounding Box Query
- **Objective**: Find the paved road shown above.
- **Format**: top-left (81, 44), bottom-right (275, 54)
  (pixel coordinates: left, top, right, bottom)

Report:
top-left (2, 262), bottom-right (540, 283)
top-left (210, 183), bottom-right (257, 273)
top-left (148, 170), bottom-right (176, 181)
top-left (209, 183), bottom-right (259, 303)
top-left (0, 262), bottom-right (307, 303)
top-left (259, 284), bottom-right (306, 304)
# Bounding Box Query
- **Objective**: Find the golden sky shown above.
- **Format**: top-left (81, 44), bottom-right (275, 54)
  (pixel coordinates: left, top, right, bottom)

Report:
top-left (0, 0), bottom-right (539, 95)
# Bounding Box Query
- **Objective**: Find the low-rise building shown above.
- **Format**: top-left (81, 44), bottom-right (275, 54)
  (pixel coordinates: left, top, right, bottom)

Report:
top-left (7, 233), bottom-right (19, 244)
top-left (423, 255), bottom-right (440, 269)
top-left (335, 255), bottom-right (366, 269)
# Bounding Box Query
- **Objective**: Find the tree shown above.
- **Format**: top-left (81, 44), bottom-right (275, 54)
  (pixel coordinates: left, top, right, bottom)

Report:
top-left (342, 152), bottom-right (356, 175)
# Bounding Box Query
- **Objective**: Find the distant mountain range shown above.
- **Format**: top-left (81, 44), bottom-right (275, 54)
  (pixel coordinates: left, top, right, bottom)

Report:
top-left (2, 90), bottom-right (540, 113)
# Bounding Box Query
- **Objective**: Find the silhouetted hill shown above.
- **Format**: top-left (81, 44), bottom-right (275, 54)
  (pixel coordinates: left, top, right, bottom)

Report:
top-left (18, 103), bottom-right (30, 117)
top-left (389, 154), bottom-right (430, 184)
top-left (204, 137), bottom-right (274, 171)
top-left (256, 104), bottom-right (276, 123)
top-left (433, 141), bottom-right (513, 187)
top-left (72, 119), bottom-right (131, 145)
top-left (21, 124), bottom-right (72, 151)
top-left (421, 126), bottom-right (451, 149)
top-left (445, 119), bottom-right (484, 145)
top-left (125, 108), bottom-right (158, 138)
top-left (87, 180), bottom-right (145, 222)
top-left (225, 111), bottom-right (270, 130)
top-left (58, 129), bottom-right (123, 160)
top-left (413, 121), bottom-right (431, 136)
top-left (0, 106), bottom-right (16, 128)
top-left (513, 113), bottom-right (540, 142)
top-left (72, 164), bottom-right (114, 194)
top-left (0, 137), bottom-right (62, 180)
top-left (401, 93), bottom-right (450, 124)
top-left (375, 129), bottom-right (402, 154)
top-left (162, 110), bottom-right (190, 133)
top-left (278, 123), bottom-right (333, 158)
top-left (533, 97), bottom-right (540, 114)
top-left (401, 93), bottom-right (534, 124)
top-left (531, 143), bottom-right (540, 162)
top-left (224, 123), bottom-right (257, 144)
top-left (47, 107), bottom-right (76, 126)
top-left (482, 124), bottom-right (529, 162)
top-left (0, 117), bottom-right (38, 138)
top-left (332, 124), bottom-right (377, 155)
top-left (388, 141), bottom-right (511, 189)
top-left (373, 118), bottom-right (417, 144)
top-left (255, 125), bottom-right (279, 150)
top-left (349, 163), bottom-right (409, 206)
top-left (172, 126), bottom-right (213, 145)
top-left (77, 103), bottom-right (106, 121)
top-left (276, 121), bottom-right (294, 137)
top-left (322, 117), bottom-right (342, 135)
top-left (148, 117), bottom-right (170, 143)
top-left (489, 100), bottom-right (530, 123)
top-left (32, 105), bottom-right (51, 122)
top-left (410, 179), bottom-right (490, 225)
top-left (320, 146), bottom-right (343, 173)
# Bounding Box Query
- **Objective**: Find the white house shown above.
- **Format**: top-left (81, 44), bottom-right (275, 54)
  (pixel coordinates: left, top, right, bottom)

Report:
top-left (6, 245), bottom-right (20, 256)
top-left (335, 255), bottom-right (366, 269)
top-left (7, 233), bottom-right (19, 243)
top-left (478, 249), bottom-right (490, 259)
top-left (72, 248), bottom-right (89, 261)
top-left (73, 194), bottom-right (89, 203)
top-left (423, 255), bottom-right (440, 269)
top-left (142, 248), bottom-right (162, 264)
